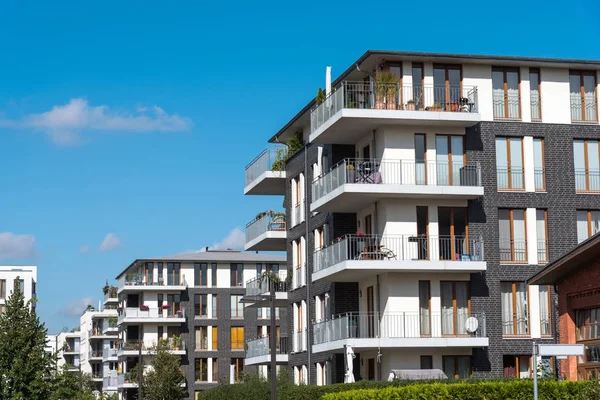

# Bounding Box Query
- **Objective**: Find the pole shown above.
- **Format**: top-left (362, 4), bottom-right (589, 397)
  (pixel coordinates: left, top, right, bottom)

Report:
top-left (78, 364), bottom-right (82, 400)
top-left (138, 323), bottom-right (143, 399)
top-left (533, 342), bottom-right (538, 400)
top-left (270, 285), bottom-right (277, 400)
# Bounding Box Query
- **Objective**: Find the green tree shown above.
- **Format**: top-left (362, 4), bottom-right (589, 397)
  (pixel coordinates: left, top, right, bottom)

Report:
top-left (0, 277), bottom-right (54, 400)
top-left (141, 338), bottom-right (186, 400)
top-left (49, 364), bottom-right (96, 400)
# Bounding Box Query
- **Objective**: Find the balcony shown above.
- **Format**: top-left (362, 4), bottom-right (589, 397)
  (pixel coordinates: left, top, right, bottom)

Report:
top-left (89, 327), bottom-right (116, 340)
top-left (103, 375), bottom-right (118, 390)
top-left (245, 213), bottom-right (286, 251)
top-left (311, 159), bottom-right (483, 213)
top-left (91, 372), bottom-right (103, 381)
top-left (118, 275), bottom-right (187, 294)
top-left (310, 82), bottom-right (480, 143)
top-left (292, 329), bottom-right (307, 353)
top-left (117, 374), bottom-right (138, 389)
top-left (103, 347), bottom-right (118, 361)
top-left (245, 335), bottom-right (289, 365)
top-left (103, 286), bottom-right (118, 304)
top-left (88, 350), bottom-right (103, 361)
top-left (291, 263), bottom-right (306, 290)
top-left (117, 339), bottom-right (186, 357)
top-left (570, 94), bottom-right (598, 123)
top-left (312, 312), bottom-right (488, 353)
top-left (493, 92), bottom-right (521, 120)
top-left (118, 307), bottom-right (186, 325)
top-left (243, 271), bottom-right (288, 308)
top-left (244, 148), bottom-right (287, 195)
top-left (102, 320), bottom-right (118, 335)
top-left (313, 234), bottom-right (486, 282)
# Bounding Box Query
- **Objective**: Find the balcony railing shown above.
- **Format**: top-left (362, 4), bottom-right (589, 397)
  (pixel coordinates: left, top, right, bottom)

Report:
top-left (537, 240), bottom-right (548, 264)
top-left (122, 274), bottom-right (187, 287)
top-left (540, 312), bottom-right (552, 337)
top-left (313, 159), bottom-right (481, 203)
top-left (493, 92), bottom-right (521, 120)
top-left (310, 82), bottom-right (479, 133)
top-left (103, 286), bottom-right (118, 301)
top-left (103, 348), bottom-right (118, 360)
top-left (293, 202), bottom-right (304, 226)
top-left (117, 374), bottom-right (137, 387)
top-left (570, 94), bottom-right (598, 122)
top-left (91, 372), bottom-right (103, 379)
top-left (534, 168), bottom-right (545, 191)
top-left (102, 320), bottom-right (118, 333)
top-left (496, 167), bottom-right (524, 191)
top-left (246, 214), bottom-right (286, 243)
top-left (293, 329), bottom-right (307, 353)
top-left (530, 93), bottom-right (541, 121)
top-left (314, 234), bottom-right (484, 273)
top-left (499, 239), bottom-right (527, 263)
top-left (89, 350), bottom-right (103, 359)
top-left (118, 338), bottom-right (186, 352)
top-left (292, 263), bottom-right (306, 290)
top-left (119, 307), bottom-right (186, 320)
top-left (245, 148), bottom-right (287, 185)
top-left (575, 169), bottom-right (600, 192)
top-left (313, 312), bottom-right (487, 345)
top-left (103, 376), bottom-right (118, 388)
top-left (246, 335), bottom-right (289, 358)
top-left (245, 271), bottom-right (288, 297)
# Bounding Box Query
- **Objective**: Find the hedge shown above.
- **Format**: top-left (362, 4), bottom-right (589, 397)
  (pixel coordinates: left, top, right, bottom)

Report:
top-left (322, 380), bottom-right (600, 400)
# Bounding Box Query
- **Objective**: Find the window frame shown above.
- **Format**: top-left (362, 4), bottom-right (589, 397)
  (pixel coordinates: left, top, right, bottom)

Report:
top-left (230, 327), bottom-right (245, 351)
top-left (211, 263), bottom-right (217, 286)
top-left (231, 295), bottom-right (243, 319)
top-left (492, 66), bottom-right (522, 120)
top-left (499, 208), bottom-right (528, 263)
top-left (501, 282), bottom-right (530, 337)
top-left (442, 355), bottom-right (471, 379)
top-left (574, 140), bottom-right (600, 193)
top-left (195, 358), bottom-right (208, 382)
top-left (230, 263), bottom-right (243, 287)
top-left (212, 326), bottom-right (218, 350)
top-left (420, 355), bottom-right (433, 369)
top-left (496, 137), bottom-right (525, 191)
top-left (570, 70), bottom-right (598, 122)
top-left (195, 294), bottom-right (207, 318)
top-left (212, 294), bottom-right (218, 318)
top-left (529, 68), bottom-right (542, 121)
top-left (533, 138), bottom-right (546, 191)
top-left (195, 326), bottom-right (208, 350)
top-left (440, 281), bottom-right (471, 335)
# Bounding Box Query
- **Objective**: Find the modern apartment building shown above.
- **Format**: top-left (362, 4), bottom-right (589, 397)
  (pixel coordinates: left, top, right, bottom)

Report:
top-left (114, 250), bottom-right (286, 400)
top-left (0, 265), bottom-right (37, 313)
top-left (56, 329), bottom-right (81, 372)
top-left (243, 50), bottom-right (600, 383)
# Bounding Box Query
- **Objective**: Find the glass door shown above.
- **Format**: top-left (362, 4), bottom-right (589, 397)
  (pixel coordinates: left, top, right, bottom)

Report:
top-left (436, 135), bottom-right (465, 186)
top-left (433, 65), bottom-right (461, 111)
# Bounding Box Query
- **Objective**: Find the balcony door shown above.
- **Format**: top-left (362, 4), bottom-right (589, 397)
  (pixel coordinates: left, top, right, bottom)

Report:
top-left (145, 262), bottom-right (153, 284)
top-left (570, 70), bottom-right (597, 122)
top-left (416, 206), bottom-right (429, 260)
top-left (441, 281), bottom-right (470, 335)
top-left (433, 65), bottom-right (461, 111)
top-left (419, 281), bottom-right (431, 336)
top-left (436, 135), bottom-right (465, 186)
top-left (438, 207), bottom-right (468, 260)
top-left (415, 134), bottom-right (427, 185)
top-left (493, 67), bottom-right (520, 119)
top-left (367, 286), bottom-right (375, 338)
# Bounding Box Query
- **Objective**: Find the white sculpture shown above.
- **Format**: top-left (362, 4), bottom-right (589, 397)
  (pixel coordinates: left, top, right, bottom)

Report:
top-left (344, 345), bottom-right (356, 383)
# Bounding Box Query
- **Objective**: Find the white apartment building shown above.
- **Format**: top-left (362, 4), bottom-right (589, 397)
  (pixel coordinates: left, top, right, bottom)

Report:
top-left (56, 330), bottom-right (81, 372)
top-left (0, 265), bottom-right (37, 313)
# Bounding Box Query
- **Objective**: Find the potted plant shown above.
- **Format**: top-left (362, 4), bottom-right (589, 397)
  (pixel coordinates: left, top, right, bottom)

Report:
top-left (375, 71), bottom-right (399, 110)
top-left (173, 335), bottom-right (182, 351)
top-left (109, 286), bottom-right (118, 298)
top-left (139, 304), bottom-right (149, 311)
top-left (315, 88), bottom-right (326, 105)
top-left (346, 163), bottom-right (356, 183)
top-left (426, 103), bottom-right (445, 112)
top-left (406, 99), bottom-right (417, 111)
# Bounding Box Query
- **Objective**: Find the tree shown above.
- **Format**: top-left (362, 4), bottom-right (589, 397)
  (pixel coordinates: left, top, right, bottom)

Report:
top-left (0, 277), bottom-right (54, 400)
top-left (49, 364), bottom-right (96, 400)
top-left (141, 339), bottom-right (186, 400)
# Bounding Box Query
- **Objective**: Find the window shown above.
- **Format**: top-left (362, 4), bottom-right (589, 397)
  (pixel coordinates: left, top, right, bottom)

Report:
top-left (231, 358), bottom-right (244, 382)
top-left (315, 293), bottom-right (330, 322)
top-left (211, 263), bottom-right (217, 286)
top-left (539, 286), bottom-right (551, 336)
top-left (576, 308), bottom-right (600, 341)
top-left (256, 263), bottom-right (262, 277)
top-left (443, 356), bottom-right (470, 379)
top-left (195, 294), bottom-right (207, 318)
top-left (167, 262), bottom-right (181, 285)
top-left (570, 70), bottom-right (597, 122)
top-left (533, 138), bottom-right (545, 191)
top-left (158, 326), bottom-right (163, 341)
top-left (0, 280), bottom-right (5, 299)
top-left (496, 137), bottom-right (524, 190)
top-left (530, 68), bottom-right (541, 121)
top-left (195, 327), bottom-right (208, 350)
top-left (499, 209), bottom-right (527, 263)
top-left (415, 134), bottom-right (427, 184)
top-left (503, 355), bottom-right (531, 378)
top-left (493, 67), bottom-right (520, 119)
top-left (195, 358), bottom-right (208, 382)
top-left (435, 135), bottom-right (465, 186)
top-left (145, 262), bottom-right (154, 284)
top-left (231, 295), bottom-right (243, 318)
top-left (167, 294), bottom-right (181, 316)
top-left (433, 64), bottom-right (461, 111)
top-left (576, 210), bottom-right (600, 243)
top-left (194, 263), bottom-right (208, 286)
top-left (212, 359), bottom-right (218, 382)
top-left (230, 327), bottom-right (244, 350)
top-left (440, 281), bottom-right (470, 335)
top-left (536, 210), bottom-right (548, 263)
top-left (211, 294), bottom-right (218, 318)
top-left (157, 262), bottom-right (163, 283)
top-left (212, 327), bottom-right (218, 350)
top-left (501, 282), bottom-right (529, 336)
top-left (419, 281), bottom-right (431, 336)
top-left (230, 264), bottom-right (243, 287)
top-left (157, 294), bottom-right (164, 309)
top-left (574, 140), bottom-right (600, 192)
top-left (412, 62), bottom-right (424, 110)
top-left (421, 355), bottom-right (433, 370)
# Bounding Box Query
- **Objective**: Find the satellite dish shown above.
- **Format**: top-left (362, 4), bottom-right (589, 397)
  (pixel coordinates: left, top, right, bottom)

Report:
top-left (465, 317), bottom-right (479, 333)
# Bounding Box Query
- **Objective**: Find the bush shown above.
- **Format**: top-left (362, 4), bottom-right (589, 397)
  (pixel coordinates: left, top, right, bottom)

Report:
top-left (322, 380), bottom-right (600, 400)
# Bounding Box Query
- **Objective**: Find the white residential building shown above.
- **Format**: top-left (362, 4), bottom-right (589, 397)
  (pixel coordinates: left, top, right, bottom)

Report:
top-left (0, 265), bottom-right (37, 313)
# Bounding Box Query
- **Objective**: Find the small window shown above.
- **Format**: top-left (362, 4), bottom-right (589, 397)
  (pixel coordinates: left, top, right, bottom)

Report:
top-left (195, 358), bottom-right (208, 382)
top-left (195, 294), bottom-right (207, 318)
top-left (420, 355), bottom-right (433, 369)
top-left (501, 282), bottom-right (529, 336)
top-left (231, 295), bottom-right (243, 318)
top-left (496, 137), bottom-right (524, 191)
top-left (230, 264), bottom-right (243, 287)
top-left (499, 209), bottom-right (527, 263)
top-left (230, 327), bottom-right (244, 351)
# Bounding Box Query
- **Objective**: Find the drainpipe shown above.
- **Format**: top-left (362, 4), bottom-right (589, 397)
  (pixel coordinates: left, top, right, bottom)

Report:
top-left (376, 274), bottom-right (382, 380)
top-left (304, 146), bottom-right (311, 385)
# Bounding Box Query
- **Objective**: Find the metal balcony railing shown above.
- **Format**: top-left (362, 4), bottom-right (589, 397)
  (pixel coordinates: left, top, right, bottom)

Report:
top-left (537, 240), bottom-right (549, 264)
top-left (121, 274), bottom-right (187, 287)
top-left (103, 347), bottom-right (118, 361)
top-left (496, 167), bottom-right (524, 191)
top-left (499, 239), bottom-right (527, 263)
top-left (575, 169), bottom-right (600, 192)
top-left (118, 307), bottom-right (186, 320)
top-left (88, 350), bottom-right (103, 359)
top-left (493, 92), bottom-right (521, 120)
top-left (246, 335), bottom-right (289, 358)
top-left (293, 329), bottom-right (307, 353)
top-left (530, 93), bottom-right (541, 121)
top-left (570, 94), bottom-right (598, 122)
top-left (291, 263), bottom-right (306, 290)
top-left (314, 234), bottom-right (484, 273)
top-left (246, 214), bottom-right (286, 243)
top-left (245, 271), bottom-right (288, 297)
top-left (103, 375), bottom-right (118, 388)
top-left (313, 312), bottom-right (487, 345)
top-left (118, 338), bottom-right (186, 352)
top-left (310, 82), bottom-right (479, 132)
top-left (245, 148), bottom-right (287, 185)
top-left (534, 168), bottom-right (545, 191)
top-left (312, 159), bottom-right (481, 203)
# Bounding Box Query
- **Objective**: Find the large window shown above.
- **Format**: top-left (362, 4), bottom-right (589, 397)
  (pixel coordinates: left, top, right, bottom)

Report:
top-left (195, 294), bottom-right (207, 318)
top-left (530, 68), bottom-right (541, 121)
top-left (570, 70), bottom-right (597, 122)
top-left (415, 134), bottom-right (427, 185)
top-left (211, 295), bottom-right (218, 318)
top-left (574, 140), bottom-right (600, 192)
top-left (211, 263), bottom-right (217, 286)
top-left (0, 280), bottom-right (5, 299)
top-left (195, 263), bottom-right (208, 286)
top-left (493, 67), bottom-right (520, 119)
top-left (499, 209), bottom-right (527, 263)
top-left (534, 138), bottom-right (545, 191)
top-left (230, 264), bottom-right (243, 287)
top-left (576, 210), bottom-right (600, 243)
top-left (195, 327), bottom-right (208, 350)
top-left (536, 210), bottom-right (548, 264)
top-left (145, 262), bottom-right (154, 284)
top-left (440, 281), bottom-right (470, 335)
top-left (212, 359), bottom-right (218, 382)
top-left (539, 286), bottom-right (551, 336)
top-left (433, 64), bottom-right (461, 111)
top-left (443, 356), bottom-right (470, 379)
top-left (501, 282), bottom-right (529, 336)
top-left (167, 262), bottom-right (181, 285)
top-left (577, 308), bottom-right (600, 341)
top-left (503, 355), bottom-right (531, 378)
top-left (231, 358), bottom-right (244, 382)
top-left (412, 63), bottom-right (424, 110)
top-left (496, 137), bottom-right (524, 190)
top-left (419, 281), bottom-right (431, 336)
top-left (195, 358), bottom-right (208, 382)
top-left (231, 295), bottom-right (243, 319)
top-left (576, 308), bottom-right (600, 379)
top-left (212, 327), bottom-right (218, 350)
top-left (230, 327), bottom-right (244, 351)
top-left (166, 294), bottom-right (181, 316)
top-left (436, 135), bottom-right (465, 186)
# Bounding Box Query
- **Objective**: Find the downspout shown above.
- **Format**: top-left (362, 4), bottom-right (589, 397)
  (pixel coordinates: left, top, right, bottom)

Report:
top-left (376, 274), bottom-right (382, 381)
top-left (305, 146), bottom-right (311, 385)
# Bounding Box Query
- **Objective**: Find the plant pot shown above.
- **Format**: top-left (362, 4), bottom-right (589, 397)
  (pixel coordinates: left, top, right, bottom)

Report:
top-left (374, 102), bottom-right (385, 110)
top-left (405, 103), bottom-right (416, 111)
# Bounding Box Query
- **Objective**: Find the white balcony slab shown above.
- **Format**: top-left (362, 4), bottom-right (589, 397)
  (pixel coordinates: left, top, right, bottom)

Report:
top-left (118, 284), bottom-right (186, 294)
top-left (244, 230), bottom-right (286, 251)
top-left (312, 337), bottom-right (489, 354)
top-left (244, 171), bottom-right (287, 195)
top-left (245, 354), bottom-right (289, 366)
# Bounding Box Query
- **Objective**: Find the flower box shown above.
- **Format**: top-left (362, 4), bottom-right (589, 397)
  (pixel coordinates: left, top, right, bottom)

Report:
top-left (139, 304), bottom-right (149, 311)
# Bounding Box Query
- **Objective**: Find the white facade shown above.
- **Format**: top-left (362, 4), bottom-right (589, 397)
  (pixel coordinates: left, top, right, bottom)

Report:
top-left (56, 330), bottom-right (81, 372)
top-left (0, 265), bottom-right (37, 313)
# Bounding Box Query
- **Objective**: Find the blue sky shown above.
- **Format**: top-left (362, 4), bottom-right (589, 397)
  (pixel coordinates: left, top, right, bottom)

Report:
top-left (0, 0), bottom-right (598, 333)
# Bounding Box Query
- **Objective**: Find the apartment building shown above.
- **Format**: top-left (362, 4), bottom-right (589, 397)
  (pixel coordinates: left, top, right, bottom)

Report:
top-left (56, 329), bottom-right (81, 372)
top-left (243, 50), bottom-right (600, 383)
top-left (0, 265), bottom-right (37, 313)
top-left (114, 250), bottom-right (286, 400)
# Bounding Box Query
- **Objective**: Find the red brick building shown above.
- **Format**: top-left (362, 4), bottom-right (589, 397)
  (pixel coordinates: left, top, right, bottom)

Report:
top-left (529, 234), bottom-right (600, 380)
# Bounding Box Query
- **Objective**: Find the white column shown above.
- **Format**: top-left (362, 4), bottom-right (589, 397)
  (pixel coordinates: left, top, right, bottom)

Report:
top-left (428, 206), bottom-right (440, 260)
top-left (207, 326), bottom-right (212, 351)
top-left (423, 63), bottom-right (434, 108)
top-left (520, 67), bottom-right (532, 123)
top-left (523, 136), bottom-right (535, 192)
top-left (208, 357), bottom-right (214, 382)
top-left (529, 285), bottom-right (541, 338)
top-left (526, 207), bottom-right (538, 265)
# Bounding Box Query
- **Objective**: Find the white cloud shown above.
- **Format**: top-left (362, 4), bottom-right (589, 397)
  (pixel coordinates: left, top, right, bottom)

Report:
top-left (99, 233), bottom-right (122, 252)
top-left (79, 245), bottom-right (89, 254)
top-left (0, 98), bottom-right (193, 145)
top-left (60, 296), bottom-right (96, 317)
top-left (0, 232), bottom-right (36, 259)
top-left (180, 227), bottom-right (246, 254)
